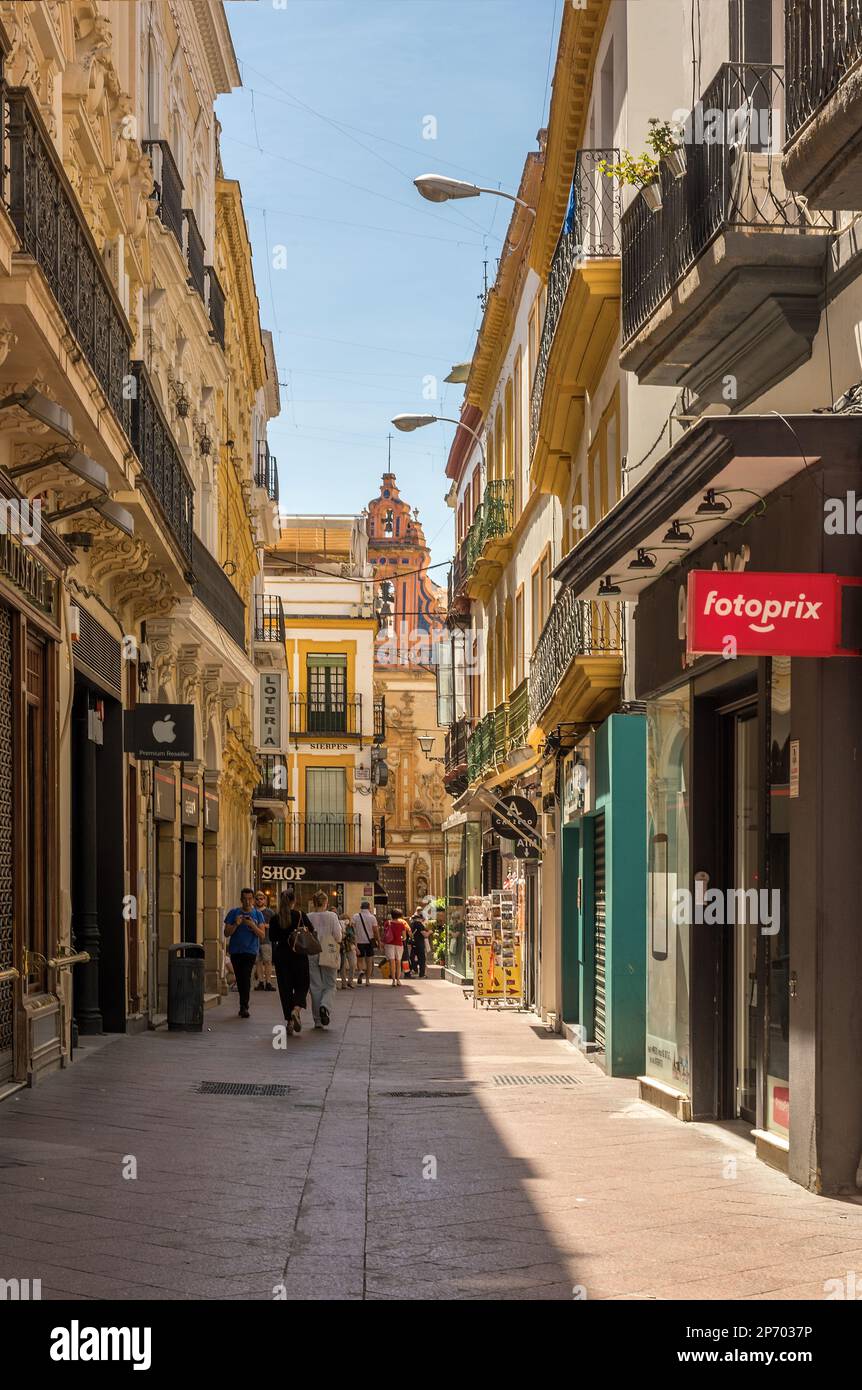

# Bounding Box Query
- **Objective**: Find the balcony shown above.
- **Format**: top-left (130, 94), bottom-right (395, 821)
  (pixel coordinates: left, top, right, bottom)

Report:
top-left (529, 588), bottom-right (623, 735)
top-left (783, 0), bottom-right (862, 208)
top-left (444, 715), bottom-right (472, 795)
top-left (620, 64), bottom-right (832, 407)
top-left (5, 86), bottom-right (133, 433)
top-left (254, 755), bottom-right (291, 806)
top-left (467, 711), bottom-right (496, 784)
top-left (143, 140), bottom-right (183, 251)
top-left (447, 536), bottom-right (471, 624)
top-left (530, 148), bottom-right (621, 499)
top-left (184, 208), bottom-right (206, 300)
top-left (255, 443), bottom-right (279, 502)
top-left (466, 479), bottom-right (514, 600)
top-left (191, 533), bottom-right (245, 649)
top-left (373, 696), bottom-right (386, 743)
top-left (254, 595), bottom-right (286, 644)
top-left (206, 266), bottom-right (226, 351)
top-left (506, 677), bottom-right (530, 751)
top-left (289, 694), bottom-right (363, 740)
top-left (129, 361), bottom-right (194, 565)
top-left (266, 815), bottom-right (386, 856)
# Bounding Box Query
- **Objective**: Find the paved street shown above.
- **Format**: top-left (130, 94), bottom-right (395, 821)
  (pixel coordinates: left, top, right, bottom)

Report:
top-left (2, 979), bottom-right (862, 1302)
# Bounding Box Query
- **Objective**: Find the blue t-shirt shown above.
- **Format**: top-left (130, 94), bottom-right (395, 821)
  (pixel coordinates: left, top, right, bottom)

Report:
top-left (224, 906), bottom-right (264, 956)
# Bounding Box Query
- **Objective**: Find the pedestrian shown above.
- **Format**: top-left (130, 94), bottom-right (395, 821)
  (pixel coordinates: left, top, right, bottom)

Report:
top-left (306, 890), bottom-right (342, 1028)
top-left (382, 909), bottom-right (408, 987)
top-left (254, 890), bottom-right (276, 992)
top-left (269, 888), bottom-right (315, 1035)
top-left (409, 909), bottom-right (430, 978)
top-left (351, 899), bottom-right (379, 984)
top-left (339, 916), bottom-right (357, 989)
top-left (223, 888), bottom-right (266, 1018)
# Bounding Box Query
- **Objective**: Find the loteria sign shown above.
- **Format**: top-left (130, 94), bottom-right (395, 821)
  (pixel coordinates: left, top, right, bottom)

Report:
top-left (686, 570), bottom-right (860, 659)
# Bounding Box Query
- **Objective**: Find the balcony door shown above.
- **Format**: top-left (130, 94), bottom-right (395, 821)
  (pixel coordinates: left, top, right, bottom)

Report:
top-left (307, 653), bottom-right (347, 734)
top-left (306, 767), bottom-right (347, 853)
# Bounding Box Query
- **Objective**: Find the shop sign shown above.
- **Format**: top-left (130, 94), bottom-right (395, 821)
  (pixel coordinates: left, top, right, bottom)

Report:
top-left (204, 788), bottom-right (219, 832)
top-left (562, 744), bottom-right (591, 822)
top-left (124, 704), bottom-right (196, 761)
top-left (261, 863), bottom-right (308, 882)
top-left (789, 740), bottom-right (800, 799)
top-left (474, 936), bottom-right (523, 1000)
top-left (686, 570), bottom-right (857, 659)
top-left (513, 835), bottom-right (540, 860)
top-left (154, 767), bottom-right (176, 822)
top-left (259, 672), bottom-right (283, 749)
top-left (490, 795), bottom-right (537, 838)
top-left (0, 530), bottom-right (56, 616)
top-left (181, 779), bottom-right (200, 827)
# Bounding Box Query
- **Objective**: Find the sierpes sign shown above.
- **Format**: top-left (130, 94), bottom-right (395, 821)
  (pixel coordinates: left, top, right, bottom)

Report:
top-left (686, 571), bottom-right (858, 659)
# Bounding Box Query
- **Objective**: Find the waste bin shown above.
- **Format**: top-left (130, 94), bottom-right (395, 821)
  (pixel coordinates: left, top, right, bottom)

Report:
top-left (167, 942), bottom-right (205, 1032)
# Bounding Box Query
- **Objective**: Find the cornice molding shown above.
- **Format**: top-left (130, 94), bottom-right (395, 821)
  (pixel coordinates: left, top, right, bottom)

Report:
top-left (216, 177), bottom-right (266, 394)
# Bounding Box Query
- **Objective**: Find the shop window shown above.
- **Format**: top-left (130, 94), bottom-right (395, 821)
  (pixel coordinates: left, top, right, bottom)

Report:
top-left (766, 657), bottom-right (791, 1139)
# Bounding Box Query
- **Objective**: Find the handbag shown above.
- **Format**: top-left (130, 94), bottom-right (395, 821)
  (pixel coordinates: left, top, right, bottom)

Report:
top-left (291, 912), bottom-right (322, 957)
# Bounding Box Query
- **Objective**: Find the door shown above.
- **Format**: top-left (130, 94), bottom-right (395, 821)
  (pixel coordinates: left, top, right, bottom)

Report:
top-left (307, 654), bottom-right (347, 734)
top-left (719, 701), bottom-right (760, 1124)
top-left (305, 766), bottom-right (347, 852)
top-left (593, 811), bottom-right (607, 1052)
top-left (0, 605), bottom-right (14, 1082)
top-left (182, 838), bottom-right (198, 943)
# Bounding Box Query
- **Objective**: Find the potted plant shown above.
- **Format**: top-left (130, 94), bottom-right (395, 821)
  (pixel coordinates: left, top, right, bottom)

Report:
top-left (647, 118), bottom-right (687, 180)
top-left (598, 149), bottom-right (662, 212)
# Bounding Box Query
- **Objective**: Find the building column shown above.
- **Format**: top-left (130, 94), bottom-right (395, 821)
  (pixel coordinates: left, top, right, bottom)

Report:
top-left (156, 821), bottom-right (181, 1017)
top-left (73, 698), bottom-right (102, 1034)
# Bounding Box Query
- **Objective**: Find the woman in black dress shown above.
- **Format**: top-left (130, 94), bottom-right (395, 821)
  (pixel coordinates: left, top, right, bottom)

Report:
top-left (270, 888), bottom-right (312, 1034)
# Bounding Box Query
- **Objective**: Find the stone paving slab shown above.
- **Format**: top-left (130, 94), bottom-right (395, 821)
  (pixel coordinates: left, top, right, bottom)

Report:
top-left (1, 978), bottom-right (862, 1299)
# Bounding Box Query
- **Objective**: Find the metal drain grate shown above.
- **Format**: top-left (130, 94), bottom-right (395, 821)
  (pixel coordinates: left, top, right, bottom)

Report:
top-left (196, 1081), bottom-right (290, 1097)
top-left (492, 1073), bottom-right (582, 1088)
top-left (380, 1089), bottom-right (471, 1099)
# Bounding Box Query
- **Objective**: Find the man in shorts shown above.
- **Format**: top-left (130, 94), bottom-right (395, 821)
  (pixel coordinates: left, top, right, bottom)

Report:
top-left (254, 889), bottom-right (275, 991)
top-left (351, 899), bottom-right (379, 985)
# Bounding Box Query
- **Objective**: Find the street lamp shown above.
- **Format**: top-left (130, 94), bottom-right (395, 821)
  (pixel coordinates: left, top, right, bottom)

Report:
top-left (417, 733), bottom-right (445, 763)
top-left (391, 413), bottom-right (486, 475)
top-left (414, 174), bottom-right (536, 216)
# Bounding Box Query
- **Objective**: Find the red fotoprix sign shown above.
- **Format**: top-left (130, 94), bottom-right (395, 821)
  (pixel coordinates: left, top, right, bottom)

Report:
top-left (686, 570), bottom-right (857, 658)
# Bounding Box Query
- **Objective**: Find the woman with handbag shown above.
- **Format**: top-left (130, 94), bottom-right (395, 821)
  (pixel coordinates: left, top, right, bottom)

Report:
top-left (269, 888), bottom-right (319, 1035)
top-left (382, 910), bottom-right (408, 987)
top-left (306, 890), bottom-right (343, 1028)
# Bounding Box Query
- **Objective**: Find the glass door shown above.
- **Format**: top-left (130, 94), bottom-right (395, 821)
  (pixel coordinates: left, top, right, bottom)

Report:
top-left (734, 708), bottom-right (760, 1124)
top-left (307, 654), bottom-right (347, 733)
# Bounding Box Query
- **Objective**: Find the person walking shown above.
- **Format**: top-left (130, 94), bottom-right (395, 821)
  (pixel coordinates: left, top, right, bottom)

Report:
top-left (339, 917), bottom-right (357, 989)
top-left (382, 909), bottom-right (408, 987)
top-left (269, 888), bottom-right (314, 1035)
top-left (223, 889), bottom-right (266, 1018)
top-left (306, 890), bottom-right (342, 1028)
top-left (351, 899), bottom-right (379, 984)
top-left (254, 890), bottom-right (276, 992)
top-left (409, 910), bottom-right (430, 979)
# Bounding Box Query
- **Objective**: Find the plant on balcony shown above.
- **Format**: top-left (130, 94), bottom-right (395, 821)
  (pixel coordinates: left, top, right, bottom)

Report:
top-left (646, 118), bottom-right (687, 179)
top-left (597, 149), bottom-right (662, 212)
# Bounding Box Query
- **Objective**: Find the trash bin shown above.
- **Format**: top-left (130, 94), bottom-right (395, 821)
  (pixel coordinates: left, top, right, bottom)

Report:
top-left (167, 942), bottom-right (205, 1032)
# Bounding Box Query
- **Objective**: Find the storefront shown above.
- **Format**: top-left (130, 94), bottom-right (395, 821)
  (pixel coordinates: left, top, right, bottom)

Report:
top-left (0, 507), bottom-right (73, 1089)
top-left (259, 855), bottom-right (382, 919)
top-left (555, 413), bottom-right (862, 1192)
top-left (442, 813), bottom-right (481, 982)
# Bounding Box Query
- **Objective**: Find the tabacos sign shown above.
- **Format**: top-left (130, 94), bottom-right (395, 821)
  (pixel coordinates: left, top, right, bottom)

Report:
top-left (686, 570), bottom-right (859, 659)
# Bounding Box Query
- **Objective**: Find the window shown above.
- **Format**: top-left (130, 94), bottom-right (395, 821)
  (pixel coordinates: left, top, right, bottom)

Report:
top-left (515, 587), bottom-right (525, 685)
top-left (495, 403), bottom-right (504, 484)
top-left (495, 614), bottom-right (504, 707)
top-left (513, 350), bottom-right (523, 517)
top-left (504, 599), bottom-right (513, 699)
top-left (306, 653), bottom-right (347, 733)
top-left (528, 302), bottom-right (538, 385)
top-left (305, 767), bottom-right (347, 852)
top-left (472, 466), bottom-right (480, 518)
top-left (531, 565), bottom-right (541, 651)
top-left (588, 390), bottom-right (621, 528)
top-left (540, 546), bottom-right (552, 626)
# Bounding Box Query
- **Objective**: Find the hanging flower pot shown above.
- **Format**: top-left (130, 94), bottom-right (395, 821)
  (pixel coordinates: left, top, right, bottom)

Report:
top-left (641, 178), bottom-right (663, 213)
top-left (663, 143), bottom-right (687, 180)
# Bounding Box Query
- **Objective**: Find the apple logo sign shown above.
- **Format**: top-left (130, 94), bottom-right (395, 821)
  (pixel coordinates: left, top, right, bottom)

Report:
top-left (152, 713), bottom-right (176, 745)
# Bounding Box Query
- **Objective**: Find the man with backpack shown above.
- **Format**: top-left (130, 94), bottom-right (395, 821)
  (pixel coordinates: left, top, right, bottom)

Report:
top-left (351, 899), bottom-right (379, 985)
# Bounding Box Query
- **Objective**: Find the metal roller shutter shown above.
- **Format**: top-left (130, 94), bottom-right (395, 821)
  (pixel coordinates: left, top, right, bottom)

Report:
top-left (593, 813), bottom-right (606, 1051)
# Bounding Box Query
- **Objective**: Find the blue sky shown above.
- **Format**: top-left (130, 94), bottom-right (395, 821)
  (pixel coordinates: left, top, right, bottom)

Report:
top-left (219, 0), bottom-right (560, 573)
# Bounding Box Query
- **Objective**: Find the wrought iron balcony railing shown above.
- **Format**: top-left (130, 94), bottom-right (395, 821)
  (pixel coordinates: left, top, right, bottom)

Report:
top-left (254, 595), bottom-right (286, 644)
top-left (467, 710), bottom-right (496, 784)
top-left (5, 86), bottom-right (133, 433)
top-left (530, 147), bottom-right (620, 457)
top-left (506, 677), bottom-right (530, 750)
top-left (529, 589), bottom-right (623, 727)
top-left (129, 361), bottom-right (194, 564)
top-left (184, 208), bottom-right (206, 300)
top-left (785, 0), bottom-right (862, 139)
top-left (465, 505), bottom-right (484, 575)
top-left (445, 716), bottom-right (472, 780)
top-left (255, 443), bottom-right (279, 502)
top-left (143, 139), bottom-right (183, 250)
top-left (266, 814), bottom-right (386, 856)
top-left (206, 265), bottom-right (226, 350)
top-left (253, 592), bottom-right (286, 644)
top-left (621, 63), bottom-right (817, 344)
top-left (254, 755), bottom-right (291, 803)
top-left (289, 693), bottom-right (363, 739)
top-left (191, 534), bottom-right (245, 649)
top-left (373, 696), bottom-right (386, 743)
top-left (481, 478), bottom-right (514, 545)
top-left (449, 535), bottom-right (470, 605)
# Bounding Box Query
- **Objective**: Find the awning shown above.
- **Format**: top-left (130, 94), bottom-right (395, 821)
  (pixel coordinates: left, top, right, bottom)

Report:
top-left (555, 414), bottom-right (862, 601)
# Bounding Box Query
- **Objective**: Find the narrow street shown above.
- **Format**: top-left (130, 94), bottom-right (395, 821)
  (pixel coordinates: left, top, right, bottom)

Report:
top-left (2, 980), bottom-right (861, 1303)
